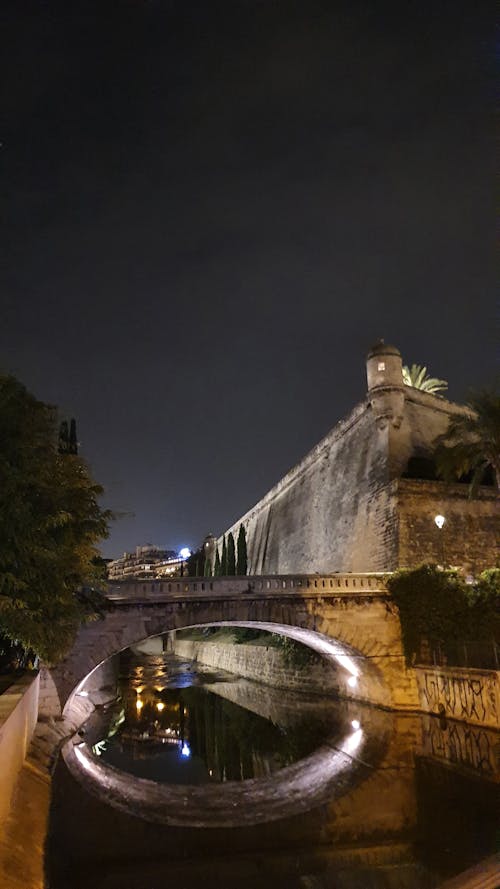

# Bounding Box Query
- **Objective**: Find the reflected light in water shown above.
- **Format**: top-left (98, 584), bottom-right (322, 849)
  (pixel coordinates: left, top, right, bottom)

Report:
top-left (341, 728), bottom-right (363, 757)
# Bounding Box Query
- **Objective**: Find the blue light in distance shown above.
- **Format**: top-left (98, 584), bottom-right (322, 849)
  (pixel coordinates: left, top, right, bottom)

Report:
top-left (180, 742), bottom-right (191, 758)
top-left (179, 547), bottom-right (191, 560)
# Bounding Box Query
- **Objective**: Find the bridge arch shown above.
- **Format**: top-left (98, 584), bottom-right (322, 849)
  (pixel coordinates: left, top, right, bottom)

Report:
top-left (39, 576), bottom-right (419, 720)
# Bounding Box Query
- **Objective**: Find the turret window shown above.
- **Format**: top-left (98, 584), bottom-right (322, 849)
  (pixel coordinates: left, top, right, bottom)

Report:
top-left (378, 362), bottom-right (385, 371)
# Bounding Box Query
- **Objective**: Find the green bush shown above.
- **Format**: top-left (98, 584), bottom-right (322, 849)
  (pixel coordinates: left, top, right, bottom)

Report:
top-left (387, 564), bottom-right (499, 666)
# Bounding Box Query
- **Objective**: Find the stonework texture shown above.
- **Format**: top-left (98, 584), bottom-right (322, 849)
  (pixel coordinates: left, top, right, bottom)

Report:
top-left (415, 665), bottom-right (499, 729)
top-left (218, 379), bottom-right (498, 575)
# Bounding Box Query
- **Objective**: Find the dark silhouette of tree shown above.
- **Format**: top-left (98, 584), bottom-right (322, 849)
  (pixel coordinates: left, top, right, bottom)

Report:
top-left (435, 389), bottom-right (500, 494)
top-left (221, 535), bottom-right (228, 575)
top-left (237, 525), bottom-right (248, 575)
top-left (69, 418), bottom-right (78, 455)
top-left (58, 420), bottom-right (69, 454)
top-left (214, 549), bottom-right (221, 577)
top-left (227, 532), bottom-right (236, 575)
top-left (0, 374), bottom-right (112, 664)
top-left (187, 548), bottom-right (204, 577)
top-left (204, 558), bottom-right (212, 577)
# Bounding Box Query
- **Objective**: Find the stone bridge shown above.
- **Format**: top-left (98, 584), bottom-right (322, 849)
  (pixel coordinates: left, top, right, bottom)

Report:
top-left (40, 573), bottom-right (420, 720)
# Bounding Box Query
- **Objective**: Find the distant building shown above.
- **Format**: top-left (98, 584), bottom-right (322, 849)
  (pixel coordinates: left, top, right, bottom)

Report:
top-left (107, 545), bottom-right (186, 581)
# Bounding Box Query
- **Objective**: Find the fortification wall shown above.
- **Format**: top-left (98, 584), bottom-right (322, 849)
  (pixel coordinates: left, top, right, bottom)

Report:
top-left (218, 382), bottom-right (497, 575)
top-left (222, 401), bottom-right (398, 574)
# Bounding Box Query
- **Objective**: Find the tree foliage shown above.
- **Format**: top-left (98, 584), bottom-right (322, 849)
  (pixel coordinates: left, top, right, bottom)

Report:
top-left (187, 548), bottom-right (204, 577)
top-left (402, 364), bottom-right (448, 395)
top-left (227, 532), bottom-right (236, 575)
top-left (213, 549), bottom-right (221, 577)
top-left (220, 535), bottom-right (228, 576)
top-left (0, 374), bottom-right (112, 664)
top-left (236, 524), bottom-right (248, 575)
top-left (387, 564), bottom-right (499, 666)
top-left (435, 389), bottom-right (500, 493)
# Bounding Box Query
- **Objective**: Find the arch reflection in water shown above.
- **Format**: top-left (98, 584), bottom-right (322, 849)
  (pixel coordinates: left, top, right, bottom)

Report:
top-left (63, 652), bottom-right (388, 827)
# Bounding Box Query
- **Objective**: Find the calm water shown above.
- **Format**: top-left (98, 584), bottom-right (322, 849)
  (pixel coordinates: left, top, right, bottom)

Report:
top-left (47, 650), bottom-right (499, 889)
top-left (82, 653), bottom-right (345, 784)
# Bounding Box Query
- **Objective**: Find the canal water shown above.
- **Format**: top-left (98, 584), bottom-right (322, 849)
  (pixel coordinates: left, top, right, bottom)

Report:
top-left (47, 649), bottom-right (499, 889)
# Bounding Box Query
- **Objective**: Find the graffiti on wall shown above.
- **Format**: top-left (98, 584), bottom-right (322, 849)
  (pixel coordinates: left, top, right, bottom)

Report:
top-left (416, 668), bottom-right (498, 728)
top-left (419, 714), bottom-right (498, 779)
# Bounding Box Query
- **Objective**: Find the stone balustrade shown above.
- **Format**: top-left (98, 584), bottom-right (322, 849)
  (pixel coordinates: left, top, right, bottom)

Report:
top-left (106, 572), bottom-right (389, 603)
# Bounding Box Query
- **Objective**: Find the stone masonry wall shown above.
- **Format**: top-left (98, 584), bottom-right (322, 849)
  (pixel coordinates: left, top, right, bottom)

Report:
top-left (217, 384), bottom-right (498, 575)
top-left (221, 402), bottom-right (398, 574)
top-left (398, 479), bottom-right (498, 573)
top-left (174, 638), bottom-right (341, 695)
top-left (415, 666), bottom-right (499, 729)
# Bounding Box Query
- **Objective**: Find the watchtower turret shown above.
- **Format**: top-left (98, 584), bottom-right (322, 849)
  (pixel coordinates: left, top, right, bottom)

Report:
top-left (366, 340), bottom-right (405, 429)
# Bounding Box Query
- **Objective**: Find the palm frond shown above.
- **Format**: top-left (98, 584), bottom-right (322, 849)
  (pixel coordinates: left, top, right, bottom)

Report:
top-left (403, 364), bottom-right (448, 394)
top-left (435, 388), bottom-right (500, 492)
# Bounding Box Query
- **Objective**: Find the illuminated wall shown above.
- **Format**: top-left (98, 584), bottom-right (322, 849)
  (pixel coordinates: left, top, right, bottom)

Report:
top-left (219, 347), bottom-right (498, 575)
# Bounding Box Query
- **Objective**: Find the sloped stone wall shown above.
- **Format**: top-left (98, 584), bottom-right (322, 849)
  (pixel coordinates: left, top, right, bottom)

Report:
top-left (218, 387), bottom-right (498, 575)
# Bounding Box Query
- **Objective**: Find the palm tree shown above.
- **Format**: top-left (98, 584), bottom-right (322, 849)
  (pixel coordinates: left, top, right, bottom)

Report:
top-left (403, 363), bottom-right (448, 395)
top-left (435, 389), bottom-right (500, 493)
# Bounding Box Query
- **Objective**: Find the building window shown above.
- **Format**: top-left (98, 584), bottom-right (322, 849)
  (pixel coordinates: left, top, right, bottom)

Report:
top-left (378, 361), bottom-right (385, 371)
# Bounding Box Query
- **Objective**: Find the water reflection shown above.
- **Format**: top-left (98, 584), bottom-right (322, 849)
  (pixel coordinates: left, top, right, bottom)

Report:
top-left (51, 647), bottom-right (500, 889)
top-left (84, 653), bottom-right (347, 784)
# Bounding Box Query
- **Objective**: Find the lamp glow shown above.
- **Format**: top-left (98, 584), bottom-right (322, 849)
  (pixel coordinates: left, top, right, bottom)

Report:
top-left (179, 547), bottom-right (191, 560)
top-left (347, 675), bottom-right (358, 688)
top-left (180, 742), bottom-right (191, 757)
top-left (434, 514), bottom-right (446, 529)
top-left (156, 702), bottom-right (165, 712)
top-left (136, 699), bottom-right (143, 711)
top-left (351, 719), bottom-right (360, 730)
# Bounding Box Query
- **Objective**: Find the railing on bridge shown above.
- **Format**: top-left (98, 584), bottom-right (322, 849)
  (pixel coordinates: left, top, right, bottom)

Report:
top-left (418, 640), bottom-right (499, 671)
top-left (105, 573), bottom-right (389, 603)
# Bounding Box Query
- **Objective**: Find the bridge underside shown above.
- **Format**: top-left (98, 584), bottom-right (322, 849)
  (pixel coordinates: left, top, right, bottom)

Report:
top-left (39, 590), bottom-right (419, 723)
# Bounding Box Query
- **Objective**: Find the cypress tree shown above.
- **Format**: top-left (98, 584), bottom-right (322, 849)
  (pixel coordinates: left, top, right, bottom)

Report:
top-left (69, 418), bottom-right (78, 455)
top-left (204, 558), bottom-right (212, 577)
top-left (58, 420), bottom-right (69, 454)
top-left (221, 535), bottom-right (228, 575)
top-left (237, 524), bottom-right (248, 575)
top-left (227, 532), bottom-right (236, 575)
top-left (214, 549), bottom-right (221, 577)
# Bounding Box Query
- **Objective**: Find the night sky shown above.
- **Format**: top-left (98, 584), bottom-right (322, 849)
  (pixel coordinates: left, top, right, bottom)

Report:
top-left (1, 1), bottom-right (496, 558)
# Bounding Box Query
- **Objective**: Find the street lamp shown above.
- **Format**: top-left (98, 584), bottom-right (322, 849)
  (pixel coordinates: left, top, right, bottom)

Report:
top-left (434, 514), bottom-right (446, 566)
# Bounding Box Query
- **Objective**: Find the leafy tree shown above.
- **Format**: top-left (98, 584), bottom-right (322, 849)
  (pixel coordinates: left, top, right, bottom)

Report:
top-left (0, 374), bottom-right (112, 664)
top-left (220, 535), bottom-right (228, 576)
top-left (227, 532), bottom-right (236, 575)
top-left (236, 524), bottom-right (247, 575)
top-left (213, 549), bottom-right (221, 577)
top-left (435, 389), bottom-right (500, 493)
top-left (402, 364), bottom-right (448, 395)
